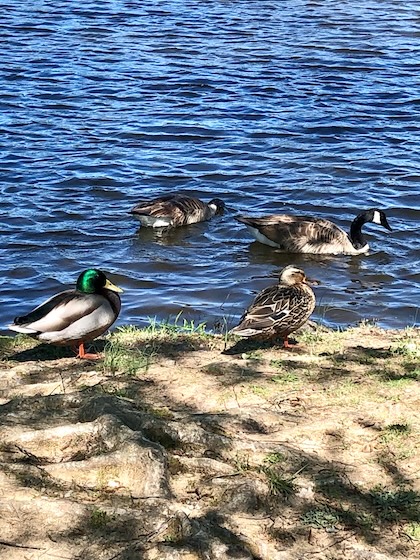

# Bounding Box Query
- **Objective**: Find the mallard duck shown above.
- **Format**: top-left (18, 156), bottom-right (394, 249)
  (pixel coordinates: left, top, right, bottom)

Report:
top-left (130, 193), bottom-right (225, 228)
top-left (236, 208), bottom-right (392, 255)
top-left (8, 269), bottom-right (123, 359)
top-left (230, 265), bottom-right (316, 347)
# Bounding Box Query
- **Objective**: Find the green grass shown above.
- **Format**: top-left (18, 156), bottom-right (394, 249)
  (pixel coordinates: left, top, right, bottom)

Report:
top-left (264, 452), bottom-right (287, 465)
top-left (379, 423), bottom-right (412, 444)
top-left (103, 339), bottom-right (153, 375)
top-left (146, 406), bottom-right (174, 420)
top-left (88, 507), bottom-right (114, 530)
top-left (297, 326), bottom-right (345, 354)
top-left (144, 312), bottom-right (207, 337)
top-left (301, 506), bottom-right (341, 529)
top-left (109, 315), bottom-right (209, 349)
top-left (271, 372), bottom-right (300, 385)
top-left (378, 423), bottom-right (416, 461)
top-left (403, 521), bottom-right (420, 541)
top-left (233, 453), bottom-right (252, 472)
top-left (1, 333), bottom-right (36, 351)
top-left (243, 350), bottom-right (264, 361)
top-left (301, 506), bottom-right (375, 532)
top-left (263, 467), bottom-right (297, 499)
top-left (368, 486), bottom-right (420, 522)
top-left (97, 384), bottom-right (132, 398)
top-left (391, 340), bottom-right (419, 358)
top-left (260, 457), bottom-right (304, 500)
top-left (250, 384), bottom-right (271, 398)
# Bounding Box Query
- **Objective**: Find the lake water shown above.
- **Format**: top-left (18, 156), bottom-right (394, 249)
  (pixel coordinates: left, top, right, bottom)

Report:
top-left (1, 0), bottom-right (419, 335)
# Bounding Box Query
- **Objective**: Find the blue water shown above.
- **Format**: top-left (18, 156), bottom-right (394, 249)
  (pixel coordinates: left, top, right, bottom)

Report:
top-left (1, 0), bottom-right (419, 334)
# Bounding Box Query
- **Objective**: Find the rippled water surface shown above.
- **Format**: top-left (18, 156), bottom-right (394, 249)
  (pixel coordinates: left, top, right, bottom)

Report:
top-left (1, 0), bottom-right (419, 334)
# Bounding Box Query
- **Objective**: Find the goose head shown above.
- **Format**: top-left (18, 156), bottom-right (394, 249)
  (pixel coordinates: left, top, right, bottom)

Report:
top-left (360, 209), bottom-right (392, 231)
top-left (208, 198), bottom-right (225, 215)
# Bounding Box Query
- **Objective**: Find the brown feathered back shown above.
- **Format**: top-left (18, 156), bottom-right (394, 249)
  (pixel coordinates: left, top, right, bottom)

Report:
top-left (230, 265), bottom-right (316, 340)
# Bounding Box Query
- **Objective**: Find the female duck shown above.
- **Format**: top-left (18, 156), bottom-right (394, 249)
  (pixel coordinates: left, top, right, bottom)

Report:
top-left (236, 209), bottom-right (392, 255)
top-left (130, 193), bottom-right (225, 228)
top-left (8, 269), bottom-right (123, 359)
top-left (230, 265), bottom-right (315, 347)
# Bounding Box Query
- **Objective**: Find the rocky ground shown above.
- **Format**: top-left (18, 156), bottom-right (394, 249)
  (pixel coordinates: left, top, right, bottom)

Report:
top-left (0, 323), bottom-right (419, 560)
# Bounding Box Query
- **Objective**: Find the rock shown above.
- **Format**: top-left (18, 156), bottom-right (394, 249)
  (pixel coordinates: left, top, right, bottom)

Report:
top-left (0, 414), bottom-right (133, 462)
top-left (44, 439), bottom-right (170, 498)
top-left (219, 480), bottom-right (264, 513)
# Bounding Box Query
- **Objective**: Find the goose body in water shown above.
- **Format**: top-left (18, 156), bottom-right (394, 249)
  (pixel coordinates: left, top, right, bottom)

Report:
top-left (130, 194), bottom-right (225, 228)
top-left (8, 269), bottom-right (123, 359)
top-left (230, 265), bottom-right (316, 348)
top-left (236, 209), bottom-right (392, 255)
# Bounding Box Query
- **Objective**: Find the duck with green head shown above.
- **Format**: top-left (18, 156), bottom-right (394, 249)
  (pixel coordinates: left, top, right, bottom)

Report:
top-left (8, 269), bottom-right (123, 359)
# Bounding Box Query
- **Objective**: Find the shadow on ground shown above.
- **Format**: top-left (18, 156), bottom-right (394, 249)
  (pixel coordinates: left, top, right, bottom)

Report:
top-left (0, 327), bottom-right (419, 559)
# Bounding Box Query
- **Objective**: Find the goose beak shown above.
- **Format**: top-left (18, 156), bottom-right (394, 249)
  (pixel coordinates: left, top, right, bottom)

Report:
top-left (383, 219), bottom-right (392, 232)
top-left (105, 279), bottom-right (124, 293)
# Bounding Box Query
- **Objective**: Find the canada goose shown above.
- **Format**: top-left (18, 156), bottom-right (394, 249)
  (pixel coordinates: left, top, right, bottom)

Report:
top-left (236, 209), bottom-right (392, 255)
top-left (230, 265), bottom-right (316, 347)
top-left (8, 269), bottom-right (123, 359)
top-left (130, 194), bottom-right (225, 228)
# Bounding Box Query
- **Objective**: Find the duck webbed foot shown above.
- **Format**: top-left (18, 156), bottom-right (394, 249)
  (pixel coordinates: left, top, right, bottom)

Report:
top-left (76, 343), bottom-right (101, 360)
top-left (282, 337), bottom-right (298, 349)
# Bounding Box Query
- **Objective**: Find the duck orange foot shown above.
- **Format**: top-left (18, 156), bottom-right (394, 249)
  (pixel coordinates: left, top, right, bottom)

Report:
top-left (76, 343), bottom-right (100, 360)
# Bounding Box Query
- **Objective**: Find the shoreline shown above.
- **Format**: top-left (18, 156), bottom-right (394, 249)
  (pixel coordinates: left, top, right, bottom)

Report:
top-left (0, 324), bottom-right (419, 559)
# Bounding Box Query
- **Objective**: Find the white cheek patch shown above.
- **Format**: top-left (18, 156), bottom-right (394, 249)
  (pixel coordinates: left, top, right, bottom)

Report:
top-left (372, 210), bottom-right (382, 225)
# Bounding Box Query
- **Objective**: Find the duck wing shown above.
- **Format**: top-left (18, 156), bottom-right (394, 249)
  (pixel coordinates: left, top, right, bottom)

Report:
top-left (11, 290), bottom-right (105, 334)
top-left (232, 284), bottom-right (293, 335)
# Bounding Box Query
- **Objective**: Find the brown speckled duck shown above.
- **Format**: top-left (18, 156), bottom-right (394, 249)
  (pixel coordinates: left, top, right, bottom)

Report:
top-left (130, 193), bottom-right (225, 228)
top-left (236, 209), bottom-right (392, 255)
top-left (230, 265), bottom-right (316, 347)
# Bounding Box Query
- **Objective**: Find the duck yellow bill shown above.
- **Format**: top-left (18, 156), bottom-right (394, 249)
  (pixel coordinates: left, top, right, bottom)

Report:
top-left (105, 279), bottom-right (124, 293)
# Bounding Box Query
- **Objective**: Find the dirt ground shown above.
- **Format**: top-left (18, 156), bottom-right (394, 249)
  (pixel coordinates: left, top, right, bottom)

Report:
top-left (0, 323), bottom-right (419, 560)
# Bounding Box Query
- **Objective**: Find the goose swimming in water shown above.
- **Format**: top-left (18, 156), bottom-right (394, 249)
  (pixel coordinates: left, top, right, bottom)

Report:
top-left (230, 265), bottom-right (316, 348)
top-left (236, 209), bottom-right (392, 255)
top-left (8, 269), bottom-right (123, 359)
top-left (130, 194), bottom-right (225, 228)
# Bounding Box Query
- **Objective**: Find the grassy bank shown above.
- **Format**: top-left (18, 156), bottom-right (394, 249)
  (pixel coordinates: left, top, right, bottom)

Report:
top-left (0, 322), bottom-right (419, 559)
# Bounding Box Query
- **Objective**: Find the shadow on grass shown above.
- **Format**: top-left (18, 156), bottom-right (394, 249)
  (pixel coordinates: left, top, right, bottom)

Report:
top-left (343, 346), bottom-right (393, 361)
top-left (107, 333), bottom-right (212, 363)
top-left (201, 360), bottom-right (263, 386)
top-left (223, 336), bottom-right (305, 356)
top-left (0, 393), bottom-right (83, 427)
top-left (308, 461), bottom-right (420, 534)
top-left (4, 339), bottom-right (107, 362)
top-left (1, 329), bottom-right (419, 559)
